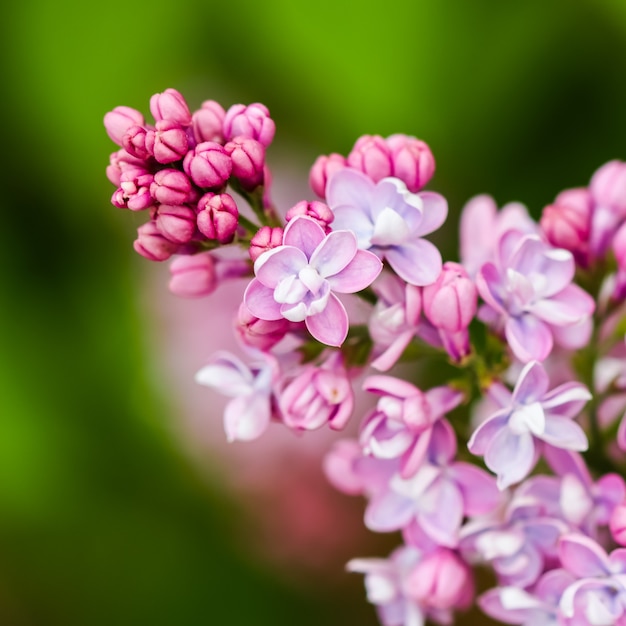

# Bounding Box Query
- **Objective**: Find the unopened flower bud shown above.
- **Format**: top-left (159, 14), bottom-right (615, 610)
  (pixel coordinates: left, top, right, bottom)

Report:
top-left (223, 103), bottom-right (275, 147)
top-left (249, 226), bottom-right (283, 262)
top-left (168, 252), bottom-right (217, 297)
top-left (150, 169), bottom-right (192, 205)
top-left (309, 153), bottom-right (347, 198)
top-left (610, 501), bottom-right (626, 546)
top-left (192, 100), bottom-right (226, 144)
top-left (590, 160), bottom-right (626, 216)
top-left (122, 125), bottom-right (152, 160)
top-left (183, 141), bottom-right (232, 189)
top-left (152, 204), bottom-right (197, 244)
top-left (149, 88), bottom-right (191, 126)
top-left (104, 106), bottom-right (145, 146)
top-left (106, 149), bottom-right (146, 186)
top-left (111, 168), bottom-right (154, 210)
top-left (285, 200), bottom-right (334, 232)
top-left (224, 137), bottom-right (265, 190)
top-left (133, 221), bottom-right (180, 261)
top-left (540, 188), bottom-right (591, 265)
top-left (236, 303), bottom-right (291, 350)
top-left (346, 135), bottom-right (393, 183)
top-left (386, 134), bottom-right (435, 192)
top-left (146, 119), bottom-right (189, 164)
top-left (423, 262), bottom-right (476, 332)
top-left (197, 193), bottom-right (239, 243)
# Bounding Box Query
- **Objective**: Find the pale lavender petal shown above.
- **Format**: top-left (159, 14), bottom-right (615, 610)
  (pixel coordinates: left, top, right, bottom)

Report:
top-left (413, 192), bottom-right (448, 236)
top-left (427, 419), bottom-right (457, 464)
top-left (505, 314), bottom-right (553, 363)
top-left (364, 375), bottom-right (420, 399)
top-left (400, 430), bottom-right (432, 479)
top-left (195, 352), bottom-right (253, 396)
top-left (485, 428), bottom-right (536, 490)
top-left (467, 412), bottom-right (508, 456)
top-left (513, 360), bottom-right (550, 405)
top-left (371, 178), bottom-right (423, 228)
top-left (244, 279), bottom-right (282, 320)
top-left (559, 534), bottom-right (611, 578)
top-left (418, 478), bottom-right (464, 547)
top-left (530, 285), bottom-right (595, 325)
top-left (283, 215), bottom-right (325, 258)
top-left (542, 382), bottom-right (591, 417)
top-left (540, 416), bottom-right (588, 450)
top-left (224, 393), bottom-right (270, 442)
top-left (365, 491), bottom-right (415, 532)
top-left (384, 239), bottom-right (442, 286)
top-left (310, 229), bottom-right (357, 277)
top-left (476, 263), bottom-right (508, 314)
top-left (609, 548), bottom-right (626, 574)
top-left (326, 168), bottom-right (376, 216)
top-left (498, 229), bottom-right (526, 269)
top-left (543, 448), bottom-right (591, 484)
top-left (450, 463), bottom-right (501, 516)
top-left (459, 194), bottom-right (497, 273)
top-left (328, 249), bottom-right (383, 292)
top-left (424, 386), bottom-right (464, 417)
top-left (479, 587), bottom-right (542, 624)
top-left (331, 204), bottom-right (375, 248)
top-left (371, 330), bottom-right (415, 371)
top-left (305, 293), bottom-right (348, 346)
top-left (254, 246), bottom-right (307, 287)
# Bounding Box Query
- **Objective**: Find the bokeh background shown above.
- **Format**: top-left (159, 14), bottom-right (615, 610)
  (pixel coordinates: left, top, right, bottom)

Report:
top-left (2, 0), bottom-right (626, 624)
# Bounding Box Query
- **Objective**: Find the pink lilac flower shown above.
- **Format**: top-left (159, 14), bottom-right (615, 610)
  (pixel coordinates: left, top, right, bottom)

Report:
top-left (285, 200), bottom-right (334, 233)
top-left (223, 103), bottom-right (275, 147)
top-left (224, 136), bottom-right (265, 190)
top-left (196, 193), bottom-right (239, 243)
top-left (248, 226), bottom-right (284, 262)
top-left (327, 169), bottom-right (446, 286)
top-left (104, 106), bottom-right (145, 145)
top-left (149, 88), bottom-right (192, 126)
top-left (468, 360), bottom-right (590, 490)
top-left (152, 204), bottom-right (196, 244)
top-left (195, 350), bottom-right (277, 442)
top-left (359, 375), bottom-right (463, 478)
top-left (558, 533), bottom-right (626, 626)
top-left (244, 216), bottom-right (382, 347)
top-left (192, 100), bottom-right (226, 144)
top-left (168, 252), bottom-right (217, 298)
top-left (476, 229), bottom-right (595, 362)
top-left (309, 153), bottom-right (347, 199)
top-left (385, 134), bottom-right (435, 193)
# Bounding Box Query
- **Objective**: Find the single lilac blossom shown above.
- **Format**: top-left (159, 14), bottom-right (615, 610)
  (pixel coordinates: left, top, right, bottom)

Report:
top-left (468, 360), bottom-right (591, 490)
top-left (244, 216), bottom-right (382, 347)
top-left (327, 169), bottom-right (447, 286)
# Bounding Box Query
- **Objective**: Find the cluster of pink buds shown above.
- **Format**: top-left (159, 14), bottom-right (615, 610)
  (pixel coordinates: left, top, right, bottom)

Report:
top-left (104, 89), bottom-right (626, 626)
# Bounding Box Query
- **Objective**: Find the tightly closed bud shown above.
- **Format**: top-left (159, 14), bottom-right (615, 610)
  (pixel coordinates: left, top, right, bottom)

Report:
top-left (104, 106), bottom-right (145, 146)
top-left (404, 549), bottom-right (473, 611)
top-left (610, 502), bottom-right (626, 546)
top-left (146, 120), bottom-right (189, 164)
top-left (223, 103), bottom-right (275, 147)
top-left (346, 135), bottom-right (393, 183)
top-left (111, 169), bottom-right (154, 210)
top-left (386, 134), bottom-right (435, 192)
top-left (249, 226), bottom-right (284, 262)
top-left (285, 200), bottom-right (334, 232)
top-left (309, 153), bottom-right (347, 198)
top-left (106, 149), bottom-right (145, 186)
top-left (224, 137), bottom-right (265, 190)
top-left (150, 169), bottom-right (192, 205)
top-left (236, 303), bottom-right (291, 350)
top-left (197, 193), bottom-right (239, 243)
top-left (133, 221), bottom-right (180, 261)
top-left (152, 204), bottom-right (197, 244)
top-left (423, 262), bottom-right (476, 332)
top-left (149, 88), bottom-right (191, 126)
top-left (590, 160), bottom-right (626, 216)
top-left (122, 125), bottom-right (152, 160)
top-left (192, 100), bottom-right (225, 144)
top-left (183, 141), bottom-right (232, 189)
top-left (168, 252), bottom-right (217, 297)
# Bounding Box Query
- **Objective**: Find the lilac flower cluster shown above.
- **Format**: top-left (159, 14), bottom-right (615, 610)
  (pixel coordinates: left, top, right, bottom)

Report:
top-left (104, 89), bottom-right (626, 626)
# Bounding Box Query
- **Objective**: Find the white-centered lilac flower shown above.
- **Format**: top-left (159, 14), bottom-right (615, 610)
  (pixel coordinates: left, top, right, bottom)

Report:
top-left (326, 168), bottom-right (447, 286)
top-left (468, 360), bottom-right (591, 490)
top-left (476, 229), bottom-right (595, 362)
top-left (244, 216), bottom-right (382, 347)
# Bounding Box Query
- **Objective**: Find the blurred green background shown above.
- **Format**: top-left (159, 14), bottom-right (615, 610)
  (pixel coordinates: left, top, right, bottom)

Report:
top-left (1, 0), bottom-right (626, 624)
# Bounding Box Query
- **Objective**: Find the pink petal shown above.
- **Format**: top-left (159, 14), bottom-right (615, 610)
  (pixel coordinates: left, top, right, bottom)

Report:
top-left (244, 279), bottom-right (282, 320)
top-left (255, 246), bottom-right (307, 287)
top-left (450, 462), bottom-right (501, 516)
top-left (468, 412), bottom-right (508, 456)
top-left (530, 285), bottom-right (595, 325)
top-left (559, 534), bottom-right (611, 578)
top-left (365, 491), bottom-right (415, 532)
top-left (326, 168), bottom-right (376, 216)
top-left (364, 375), bottom-right (420, 399)
top-left (414, 191), bottom-right (448, 236)
top-left (305, 293), bottom-right (348, 346)
top-left (418, 478), bottom-right (464, 547)
top-left (283, 216), bottom-right (325, 258)
top-left (540, 416), bottom-right (588, 450)
top-left (309, 229), bottom-right (358, 277)
top-left (385, 239), bottom-right (442, 286)
top-left (328, 249), bottom-right (383, 293)
top-left (505, 314), bottom-right (553, 363)
top-left (224, 394), bottom-right (270, 442)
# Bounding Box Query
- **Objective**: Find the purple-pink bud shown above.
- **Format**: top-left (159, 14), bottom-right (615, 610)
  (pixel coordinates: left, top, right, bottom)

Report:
top-left (146, 120), bottom-right (189, 164)
top-left (196, 193), bottom-right (239, 243)
top-left (150, 169), bottom-right (192, 205)
top-left (249, 226), bottom-right (284, 262)
top-left (386, 133), bottom-right (436, 192)
top-left (106, 149), bottom-right (145, 186)
top-left (309, 153), bottom-right (347, 198)
top-left (192, 100), bottom-right (226, 144)
top-left (111, 169), bottom-right (154, 210)
top-left (423, 262), bottom-right (477, 332)
top-left (183, 141), bottom-right (232, 189)
top-left (236, 303), bottom-right (291, 350)
top-left (149, 88), bottom-right (191, 126)
top-left (590, 160), bottom-right (626, 215)
top-left (133, 221), bottom-right (180, 261)
top-left (224, 137), bottom-right (265, 190)
top-left (223, 103), bottom-right (275, 147)
top-left (404, 549), bottom-right (473, 611)
top-left (285, 200), bottom-right (334, 232)
top-left (168, 252), bottom-right (218, 298)
top-left (540, 188), bottom-right (591, 264)
top-left (614, 222), bottom-right (626, 270)
top-left (152, 204), bottom-right (197, 244)
top-left (122, 125), bottom-right (152, 160)
top-left (104, 106), bottom-right (145, 146)
top-left (610, 501), bottom-right (626, 546)
top-left (346, 135), bottom-right (393, 183)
